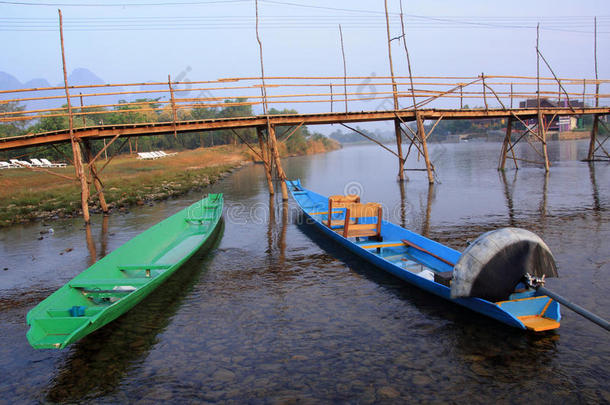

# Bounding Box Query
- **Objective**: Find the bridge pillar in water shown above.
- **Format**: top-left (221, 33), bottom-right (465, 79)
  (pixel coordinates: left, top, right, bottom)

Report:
top-left (267, 124), bottom-right (289, 201)
top-left (70, 140), bottom-right (90, 224)
top-left (257, 127), bottom-right (274, 195)
top-left (587, 114), bottom-right (599, 161)
top-left (498, 117), bottom-right (513, 171)
top-left (538, 112), bottom-right (550, 172)
top-left (416, 112), bottom-right (435, 184)
top-left (83, 140), bottom-right (108, 214)
top-left (394, 119), bottom-right (405, 182)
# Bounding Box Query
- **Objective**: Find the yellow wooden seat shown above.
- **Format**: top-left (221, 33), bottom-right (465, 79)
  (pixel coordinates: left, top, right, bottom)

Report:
top-left (327, 194), bottom-right (360, 228)
top-left (517, 315), bottom-right (561, 332)
top-left (342, 203), bottom-right (382, 240)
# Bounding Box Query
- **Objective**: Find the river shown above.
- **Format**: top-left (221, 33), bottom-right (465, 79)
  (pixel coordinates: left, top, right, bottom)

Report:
top-left (0, 139), bottom-right (608, 403)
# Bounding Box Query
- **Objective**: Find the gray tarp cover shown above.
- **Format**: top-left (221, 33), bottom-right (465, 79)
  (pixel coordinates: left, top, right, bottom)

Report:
top-left (451, 228), bottom-right (558, 302)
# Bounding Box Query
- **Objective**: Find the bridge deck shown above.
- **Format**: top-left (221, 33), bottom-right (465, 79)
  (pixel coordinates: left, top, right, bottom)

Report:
top-left (1, 107), bottom-right (608, 151)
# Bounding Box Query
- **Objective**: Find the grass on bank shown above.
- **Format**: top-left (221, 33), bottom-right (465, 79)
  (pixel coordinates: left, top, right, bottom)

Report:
top-left (0, 139), bottom-right (341, 226)
top-left (0, 145), bottom-right (248, 226)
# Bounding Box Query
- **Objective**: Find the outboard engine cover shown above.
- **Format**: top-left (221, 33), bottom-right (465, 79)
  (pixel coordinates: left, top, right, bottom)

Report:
top-left (451, 227), bottom-right (558, 302)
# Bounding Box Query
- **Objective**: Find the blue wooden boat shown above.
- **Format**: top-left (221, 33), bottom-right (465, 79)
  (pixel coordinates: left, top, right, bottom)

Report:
top-left (287, 180), bottom-right (561, 332)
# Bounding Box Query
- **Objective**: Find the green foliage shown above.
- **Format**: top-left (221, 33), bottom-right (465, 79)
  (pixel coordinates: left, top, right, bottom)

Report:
top-left (1, 98), bottom-right (335, 161)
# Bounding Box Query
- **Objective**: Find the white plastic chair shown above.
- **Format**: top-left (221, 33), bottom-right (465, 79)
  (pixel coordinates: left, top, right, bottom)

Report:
top-left (40, 158), bottom-right (66, 167)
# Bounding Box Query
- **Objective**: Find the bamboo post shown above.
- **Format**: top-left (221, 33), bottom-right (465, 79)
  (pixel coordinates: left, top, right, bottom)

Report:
top-left (510, 83), bottom-right (514, 109)
top-left (587, 115), bottom-right (599, 161)
top-left (594, 16), bottom-right (599, 108)
top-left (385, 0), bottom-right (405, 182)
top-left (168, 74), bottom-right (178, 138)
top-left (79, 93), bottom-right (86, 127)
top-left (416, 112), bottom-right (434, 184)
top-left (536, 24), bottom-right (550, 171)
top-left (339, 24), bottom-right (348, 113)
top-left (330, 83), bottom-right (333, 113)
top-left (255, 0), bottom-right (268, 115)
top-left (582, 79), bottom-right (586, 110)
top-left (84, 140), bottom-right (108, 214)
top-left (268, 125), bottom-right (288, 200)
top-left (460, 85), bottom-right (463, 109)
top-left (482, 73), bottom-right (488, 111)
top-left (257, 127), bottom-right (274, 194)
top-left (59, 9), bottom-right (90, 224)
top-left (588, 17), bottom-right (600, 161)
top-left (499, 117), bottom-right (513, 170)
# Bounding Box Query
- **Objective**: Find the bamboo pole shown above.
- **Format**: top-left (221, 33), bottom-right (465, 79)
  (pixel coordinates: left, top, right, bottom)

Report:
top-left (168, 74), bottom-right (178, 138)
top-left (482, 73), bottom-right (488, 110)
top-left (79, 93), bottom-right (87, 127)
top-left (588, 17), bottom-right (600, 160)
top-left (257, 127), bottom-right (274, 194)
top-left (385, 0), bottom-right (404, 182)
top-left (339, 24), bottom-right (348, 114)
top-left (460, 85), bottom-right (463, 109)
top-left (595, 16), bottom-right (599, 108)
top-left (59, 9), bottom-right (90, 224)
top-left (499, 117), bottom-right (513, 170)
top-left (330, 83), bottom-right (333, 112)
top-left (416, 112), bottom-right (434, 184)
top-left (341, 123), bottom-right (400, 158)
top-left (267, 125), bottom-right (288, 200)
top-left (83, 140), bottom-right (108, 214)
top-left (587, 115), bottom-right (599, 161)
top-left (255, 0), bottom-right (268, 115)
top-left (536, 24), bottom-right (550, 171)
top-left (510, 83), bottom-right (514, 109)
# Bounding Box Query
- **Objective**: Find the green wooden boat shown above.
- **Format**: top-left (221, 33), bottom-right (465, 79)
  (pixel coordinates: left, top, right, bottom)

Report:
top-left (26, 194), bottom-right (223, 349)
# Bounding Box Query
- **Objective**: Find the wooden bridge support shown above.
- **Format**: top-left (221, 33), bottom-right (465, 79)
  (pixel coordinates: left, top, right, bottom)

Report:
top-left (59, 9), bottom-right (90, 224)
top-left (415, 112), bottom-right (434, 184)
top-left (394, 119), bottom-right (405, 182)
top-left (83, 141), bottom-right (109, 214)
top-left (538, 112), bottom-right (550, 172)
top-left (587, 114), bottom-right (599, 161)
top-left (267, 124), bottom-right (288, 201)
top-left (499, 117), bottom-right (513, 170)
top-left (257, 127), bottom-right (274, 195)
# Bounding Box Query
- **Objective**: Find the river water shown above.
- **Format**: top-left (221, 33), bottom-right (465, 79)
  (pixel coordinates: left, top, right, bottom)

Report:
top-left (0, 140), bottom-right (608, 403)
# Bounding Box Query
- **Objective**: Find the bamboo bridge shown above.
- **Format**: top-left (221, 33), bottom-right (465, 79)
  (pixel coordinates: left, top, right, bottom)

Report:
top-left (1, 10), bottom-right (609, 224)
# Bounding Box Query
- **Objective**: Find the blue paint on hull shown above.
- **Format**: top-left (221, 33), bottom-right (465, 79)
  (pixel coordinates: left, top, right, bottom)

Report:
top-left (288, 180), bottom-right (561, 331)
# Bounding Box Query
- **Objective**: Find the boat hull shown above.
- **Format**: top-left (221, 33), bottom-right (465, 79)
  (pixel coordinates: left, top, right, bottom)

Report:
top-left (26, 194), bottom-right (223, 349)
top-left (288, 180), bottom-right (560, 331)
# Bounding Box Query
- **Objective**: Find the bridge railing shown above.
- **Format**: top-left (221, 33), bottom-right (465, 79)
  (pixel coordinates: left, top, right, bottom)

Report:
top-left (1, 75), bottom-right (608, 130)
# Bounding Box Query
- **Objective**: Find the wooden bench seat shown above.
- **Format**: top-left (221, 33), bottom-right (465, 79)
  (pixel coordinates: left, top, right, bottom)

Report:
top-left (342, 203), bottom-right (382, 241)
top-left (326, 194), bottom-right (360, 228)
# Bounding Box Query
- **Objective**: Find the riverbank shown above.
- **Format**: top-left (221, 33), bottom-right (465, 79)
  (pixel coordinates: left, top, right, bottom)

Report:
top-left (0, 140), bottom-right (340, 227)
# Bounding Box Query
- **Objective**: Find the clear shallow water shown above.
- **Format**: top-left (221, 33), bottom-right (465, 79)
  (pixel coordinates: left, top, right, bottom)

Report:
top-left (0, 139), bottom-right (608, 403)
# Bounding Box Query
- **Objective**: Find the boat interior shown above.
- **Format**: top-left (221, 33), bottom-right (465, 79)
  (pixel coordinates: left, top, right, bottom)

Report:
top-left (27, 195), bottom-right (223, 348)
top-left (290, 184), bottom-right (560, 332)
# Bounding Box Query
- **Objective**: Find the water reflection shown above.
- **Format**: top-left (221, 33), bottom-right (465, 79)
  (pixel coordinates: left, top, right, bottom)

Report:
top-left (45, 222), bottom-right (224, 402)
top-left (499, 170), bottom-right (517, 227)
top-left (421, 184), bottom-right (435, 238)
top-left (588, 163), bottom-right (601, 212)
top-left (85, 225), bottom-right (96, 266)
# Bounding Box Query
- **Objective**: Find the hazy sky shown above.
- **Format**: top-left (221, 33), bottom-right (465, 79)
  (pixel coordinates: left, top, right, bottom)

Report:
top-left (2, 0), bottom-right (608, 84)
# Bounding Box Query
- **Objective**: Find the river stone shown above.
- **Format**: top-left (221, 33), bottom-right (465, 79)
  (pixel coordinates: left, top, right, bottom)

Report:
top-left (412, 374), bottom-right (432, 386)
top-left (212, 368), bottom-right (235, 382)
top-left (378, 386), bottom-right (400, 399)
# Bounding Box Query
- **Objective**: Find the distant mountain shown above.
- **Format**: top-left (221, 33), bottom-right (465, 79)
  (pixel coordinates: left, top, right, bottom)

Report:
top-left (0, 68), bottom-right (126, 113)
top-left (23, 78), bottom-right (52, 89)
top-left (67, 67), bottom-right (105, 86)
top-left (0, 72), bottom-right (22, 91)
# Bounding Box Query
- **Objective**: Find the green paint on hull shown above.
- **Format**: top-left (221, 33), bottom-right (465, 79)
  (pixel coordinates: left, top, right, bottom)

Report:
top-left (26, 194), bottom-right (223, 349)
